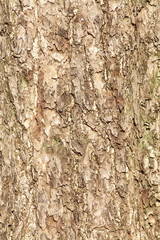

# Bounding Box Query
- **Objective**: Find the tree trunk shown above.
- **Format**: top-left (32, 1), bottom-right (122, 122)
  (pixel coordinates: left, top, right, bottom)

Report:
top-left (0, 0), bottom-right (160, 239)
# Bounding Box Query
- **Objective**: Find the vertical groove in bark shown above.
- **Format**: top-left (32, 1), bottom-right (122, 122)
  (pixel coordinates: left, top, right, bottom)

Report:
top-left (0, 0), bottom-right (160, 239)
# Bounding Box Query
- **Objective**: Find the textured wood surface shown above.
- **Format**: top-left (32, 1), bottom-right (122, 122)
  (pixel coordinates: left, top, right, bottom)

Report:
top-left (0, 0), bottom-right (160, 239)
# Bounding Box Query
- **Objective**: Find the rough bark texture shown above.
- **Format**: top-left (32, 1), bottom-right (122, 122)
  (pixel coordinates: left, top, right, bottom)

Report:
top-left (0, 0), bottom-right (160, 239)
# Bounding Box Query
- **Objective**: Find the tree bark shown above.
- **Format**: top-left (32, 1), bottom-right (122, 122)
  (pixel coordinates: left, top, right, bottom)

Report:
top-left (0, 0), bottom-right (160, 239)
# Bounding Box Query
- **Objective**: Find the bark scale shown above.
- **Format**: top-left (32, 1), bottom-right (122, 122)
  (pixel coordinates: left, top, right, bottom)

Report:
top-left (0, 0), bottom-right (160, 239)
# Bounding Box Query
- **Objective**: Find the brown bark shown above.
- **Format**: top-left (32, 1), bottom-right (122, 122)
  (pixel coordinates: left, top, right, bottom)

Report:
top-left (0, 0), bottom-right (160, 239)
